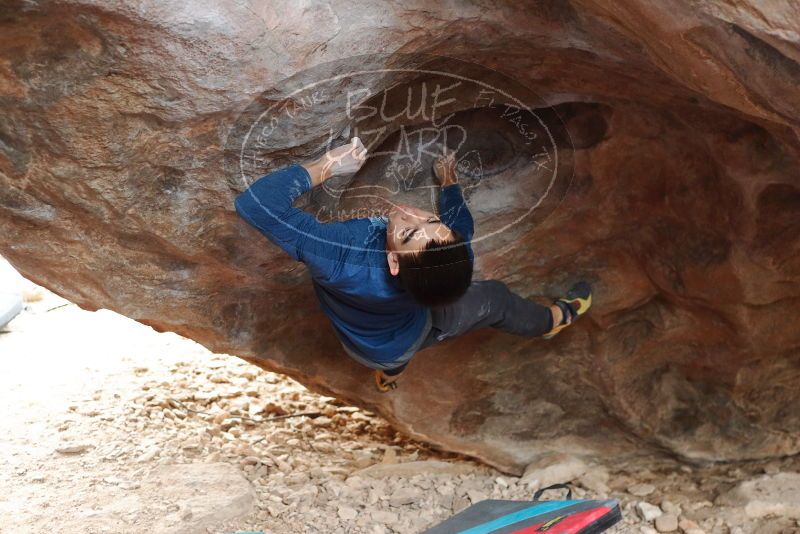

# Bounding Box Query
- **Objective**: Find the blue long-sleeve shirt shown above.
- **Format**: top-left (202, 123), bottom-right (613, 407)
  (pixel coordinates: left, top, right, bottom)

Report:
top-left (234, 163), bottom-right (474, 366)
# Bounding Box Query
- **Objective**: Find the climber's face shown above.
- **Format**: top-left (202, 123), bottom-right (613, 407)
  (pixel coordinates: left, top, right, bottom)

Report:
top-left (385, 203), bottom-right (453, 255)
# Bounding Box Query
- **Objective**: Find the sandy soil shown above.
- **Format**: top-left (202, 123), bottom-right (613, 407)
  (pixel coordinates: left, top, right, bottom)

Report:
top-left (1, 259), bottom-right (799, 534)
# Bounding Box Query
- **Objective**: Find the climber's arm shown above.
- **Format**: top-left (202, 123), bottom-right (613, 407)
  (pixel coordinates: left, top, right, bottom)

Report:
top-left (439, 184), bottom-right (475, 262)
top-left (301, 156), bottom-right (333, 188)
top-left (234, 163), bottom-right (354, 281)
top-left (434, 152), bottom-right (475, 262)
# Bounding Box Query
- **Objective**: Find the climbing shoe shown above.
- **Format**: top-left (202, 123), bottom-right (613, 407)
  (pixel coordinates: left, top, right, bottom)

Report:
top-left (374, 369), bottom-right (400, 393)
top-left (543, 281), bottom-right (592, 339)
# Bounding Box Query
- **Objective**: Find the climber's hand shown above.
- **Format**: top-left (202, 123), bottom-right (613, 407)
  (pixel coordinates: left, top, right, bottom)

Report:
top-left (433, 151), bottom-right (458, 187)
top-left (303, 137), bottom-right (367, 187)
top-left (321, 137), bottom-right (367, 179)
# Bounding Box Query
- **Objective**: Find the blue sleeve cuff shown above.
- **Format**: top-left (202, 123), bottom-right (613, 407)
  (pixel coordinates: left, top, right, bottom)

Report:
top-left (441, 183), bottom-right (461, 194)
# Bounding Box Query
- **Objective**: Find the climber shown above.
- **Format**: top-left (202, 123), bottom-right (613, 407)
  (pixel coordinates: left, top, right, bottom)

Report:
top-left (234, 137), bottom-right (592, 393)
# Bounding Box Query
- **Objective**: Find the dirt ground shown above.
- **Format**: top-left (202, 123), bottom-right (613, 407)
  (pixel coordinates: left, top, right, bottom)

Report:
top-left (1, 260), bottom-right (799, 533)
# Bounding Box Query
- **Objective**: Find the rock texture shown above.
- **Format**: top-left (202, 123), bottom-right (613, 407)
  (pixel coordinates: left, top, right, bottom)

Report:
top-left (1, 1), bottom-right (800, 474)
top-left (717, 473), bottom-right (800, 520)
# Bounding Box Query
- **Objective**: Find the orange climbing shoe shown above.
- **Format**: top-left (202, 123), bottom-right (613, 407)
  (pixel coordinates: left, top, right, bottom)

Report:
top-left (374, 369), bottom-right (400, 393)
top-left (543, 281), bottom-right (592, 340)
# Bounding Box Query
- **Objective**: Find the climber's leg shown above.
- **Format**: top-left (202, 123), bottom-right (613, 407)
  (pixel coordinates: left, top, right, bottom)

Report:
top-left (376, 280), bottom-right (579, 392)
top-left (377, 281), bottom-right (592, 391)
top-left (420, 279), bottom-right (556, 347)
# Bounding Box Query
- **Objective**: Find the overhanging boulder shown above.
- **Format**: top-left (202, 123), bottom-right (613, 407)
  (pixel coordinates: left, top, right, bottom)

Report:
top-left (1, 0), bottom-right (799, 474)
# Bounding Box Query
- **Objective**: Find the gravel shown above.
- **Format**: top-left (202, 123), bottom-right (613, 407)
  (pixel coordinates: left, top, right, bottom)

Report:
top-left (2, 268), bottom-right (800, 533)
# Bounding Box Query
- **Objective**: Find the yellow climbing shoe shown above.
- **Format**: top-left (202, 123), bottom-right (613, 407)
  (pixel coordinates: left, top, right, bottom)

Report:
top-left (543, 281), bottom-right (592, 339)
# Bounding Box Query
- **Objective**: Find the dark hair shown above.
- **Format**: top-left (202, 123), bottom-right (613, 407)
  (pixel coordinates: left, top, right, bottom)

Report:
top-left (397, 229), bottom-right (473, 307)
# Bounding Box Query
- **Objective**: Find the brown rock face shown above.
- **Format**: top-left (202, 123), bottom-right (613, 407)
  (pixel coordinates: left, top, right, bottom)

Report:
top-left (1, 1), bottom-right (799, 474)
